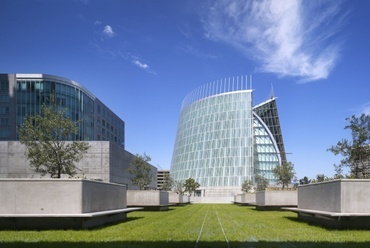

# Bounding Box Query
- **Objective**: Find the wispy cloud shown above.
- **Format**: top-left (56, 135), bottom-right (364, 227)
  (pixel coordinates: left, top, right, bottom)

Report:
top-left (94, 20), bottom-right (102, 25)
top-left (131, 56), bottom-right (156, 75)
top-left (133, 59), bottom-right (148, 69)
top-left (204, 0), bottom-right (347, 83)
top-left (103, 25), bottom-right (115, 37)
top-left (355, 102), bottom-right (370, 116)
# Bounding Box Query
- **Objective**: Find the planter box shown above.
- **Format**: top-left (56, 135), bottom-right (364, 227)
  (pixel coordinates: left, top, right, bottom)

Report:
top-left (169, 193), bottom-right (190, 205)
top-left (288, 179), bottom-right (370, 229)
top-left (256, 190), bottom-right (297, 209)
top-left (127, 190), bottom-right (169, 210)
top-left (298, 179), bottom-right (370, 212)
top-left (234, 193), bottom-right (256, 205)
top-left (0, 179), bottom-right (138, 229)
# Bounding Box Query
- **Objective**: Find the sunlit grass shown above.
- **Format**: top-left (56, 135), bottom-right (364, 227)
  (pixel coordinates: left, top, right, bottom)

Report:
top-left (1, 204), bottom-right (370, 247)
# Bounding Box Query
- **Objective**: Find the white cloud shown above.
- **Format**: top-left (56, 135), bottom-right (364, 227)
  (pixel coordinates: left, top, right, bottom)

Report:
top-left (204, 0), bottom-right (347, 83)
top-left (131, 57), bottom-right (157, 75)
top-left (103, 25), bottom-right (115, 37)
top-left (133, 59), bottom-right (149, 69)
top-left (94, 20), bottom-right (102, 25)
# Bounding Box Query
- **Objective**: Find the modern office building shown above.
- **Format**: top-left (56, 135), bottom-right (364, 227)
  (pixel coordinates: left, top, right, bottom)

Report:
top-left (0, 73), bottom-right (157, 189)
top-left (170, 76), bottom-right (286, 197)
top-left (0, 74), bottom-right (124, 148)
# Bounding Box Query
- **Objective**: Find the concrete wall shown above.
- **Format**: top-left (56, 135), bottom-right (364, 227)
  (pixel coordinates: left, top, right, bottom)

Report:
top-left (234, 193), bottom-right (256, 204)
top-left (0, 141), bottom-right (157, 189)
top-left (298, 179), bottom-right (370, 213)
top-left (0, 179), bottom-right (126, 214)
top-left (256, 191), bottom-right (297, 206)
top-left (169, 193), bottom-right (183, 204)
top-left (127, 190), bottom-right (169, 206)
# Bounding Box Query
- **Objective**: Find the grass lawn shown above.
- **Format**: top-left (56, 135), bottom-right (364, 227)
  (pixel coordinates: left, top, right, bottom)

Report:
top-left (1, 204), bottom-right (370, 248)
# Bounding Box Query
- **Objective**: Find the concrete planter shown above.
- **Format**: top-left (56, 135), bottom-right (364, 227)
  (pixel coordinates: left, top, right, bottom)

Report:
top-left (256, 190), bottom-right (297, 209)
top-left (288, 179), bottom-right (370, 229)
top-left (234, 193), bottom-right (256, 205)
top-left (169, 193), bottom-right (190, 205)
top-left (127, 190), bottom-right (169, 210)
top-left (0, 179), bottom-right (136, 229)
top-left (298, 179), bottom-right (370, 213)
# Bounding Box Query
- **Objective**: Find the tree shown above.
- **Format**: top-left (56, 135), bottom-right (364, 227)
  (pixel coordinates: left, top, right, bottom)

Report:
top-left (333, 164), bottom-right (344, 179)
top-left (128, 153), bottom-right (153, 190)
top-left (183, 178), bottom-right (200, 196)
top-left (241, 180), bottom-right (253, 193)
top-left (299, 176), bottom-right (310, 185)
top-left (174, 180), bottom-right (185, 194)
top-left (272, 161), bottom-right (295, 189)
top-left (316, 174), bottom-right (326, 182)
top-left (17, 96), bottom-right (90, 178)
top-left (160, 174), bottom-right (174, 191)
top-left (328, 114), bottom-right (370, 179)
top-left (255, 174), bottom-right (269, 191)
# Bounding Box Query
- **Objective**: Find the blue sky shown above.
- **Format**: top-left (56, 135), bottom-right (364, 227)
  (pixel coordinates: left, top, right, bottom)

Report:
top-left (1, 0), bottom-right (370, 180)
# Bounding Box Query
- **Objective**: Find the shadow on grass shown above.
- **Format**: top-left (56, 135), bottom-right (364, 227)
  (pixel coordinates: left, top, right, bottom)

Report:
top-left (2, 241), bottom-right (370, 248)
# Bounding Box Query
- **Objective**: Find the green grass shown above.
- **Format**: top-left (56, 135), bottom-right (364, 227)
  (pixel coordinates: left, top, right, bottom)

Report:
top-left (1, 204), bottom-right (370, 248)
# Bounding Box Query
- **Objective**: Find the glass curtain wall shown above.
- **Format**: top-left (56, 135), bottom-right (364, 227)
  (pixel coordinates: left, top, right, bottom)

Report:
top-left (16, 79), bottom-right (94, 141)
top-left (171, 89), bottom-right (253, 188)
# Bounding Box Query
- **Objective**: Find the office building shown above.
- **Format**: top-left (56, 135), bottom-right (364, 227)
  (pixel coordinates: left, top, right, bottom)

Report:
top-left (170, 76), bottom-right (286, 197)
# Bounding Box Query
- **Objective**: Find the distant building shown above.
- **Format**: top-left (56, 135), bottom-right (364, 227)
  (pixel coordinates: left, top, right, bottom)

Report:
top-left (157, 170), bottom-right (170, 190)
top-left (0, 74), bottom-right (156, 188)
top-left (170, 76), bottom-right (286, 197)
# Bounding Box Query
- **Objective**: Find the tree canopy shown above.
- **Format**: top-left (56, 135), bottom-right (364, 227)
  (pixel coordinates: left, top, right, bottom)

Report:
top-left (255, 174), bottom-right (269, 191)
top-left (241, 180), bottom-right (254, 193)
top-left (17, 96), bottom-right (90, 178)
top-left (183, 178), bottom-right (200, 196)
top-left (128, 153), bottom-right (153, 189)
top-left (272, 161), bottom-right (295, 189)
top-left (328, 114), bottom-right (370, 179)
top-left (160, 173), bottom-right (174, 191)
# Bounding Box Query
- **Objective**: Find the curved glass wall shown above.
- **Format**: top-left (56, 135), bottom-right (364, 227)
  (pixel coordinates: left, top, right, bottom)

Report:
top-left (171, 77), bottom-right (254, 188)
top-left (171, 76), bottom-right (285, 193)
top-left (253, 113), bottom-right (280, 184)
top-left (15, 76), bottom-right (95, 141)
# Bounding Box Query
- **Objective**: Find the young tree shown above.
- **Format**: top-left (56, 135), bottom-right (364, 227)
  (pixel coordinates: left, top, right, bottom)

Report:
top-left (17, 96), bottom-right (90, 178)
top-left (160, 174), bottom-right (174, 191)
top-left (174, 180), bottom-right (185, 194)
top-left (328, 114), bottom-right (370, 179)
top-left (316, 174), bottom-right (326, 182)
top-left (272, 161), bottom-right (295, 189)
top-left (255, 174), bottom-right (269, 191)
top-left (183, 178), bottom-right (200, 196)
top-left (128, 153), bottom-right (153, 189)
top-left (299, 176), bottom-right (311, 185)
top-left (241, 180), bottom-right (253, 193)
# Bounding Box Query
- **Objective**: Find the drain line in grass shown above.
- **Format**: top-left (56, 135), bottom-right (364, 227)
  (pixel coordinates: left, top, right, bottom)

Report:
top-left (194, 206), bottom-right (209, 248)
top-left (215, 209), bottom-right (230, 248)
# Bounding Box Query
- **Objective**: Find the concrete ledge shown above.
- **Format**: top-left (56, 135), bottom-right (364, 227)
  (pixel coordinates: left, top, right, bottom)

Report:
top-left (0, 208), bottom-right (143, 229)
top-left (0, 207), bottom-right (143, 218)
top-left (284, 207), bottom-right (370, 217)
top-left (285, 208), bottom-right (370, 229)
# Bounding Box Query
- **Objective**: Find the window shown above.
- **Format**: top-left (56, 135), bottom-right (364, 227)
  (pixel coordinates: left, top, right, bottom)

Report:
top-left (0, 106), bottom-right (9, 115)
top-left (0, 118), bottom-right (9, 126)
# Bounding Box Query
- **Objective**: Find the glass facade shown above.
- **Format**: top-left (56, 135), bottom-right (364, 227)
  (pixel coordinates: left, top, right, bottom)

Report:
top-left (170, 77), bottom-right (285, 194)
top-left (15, 79), bottom-right (94, 141)
top-left (0, 74), bottom-right (125, 148)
